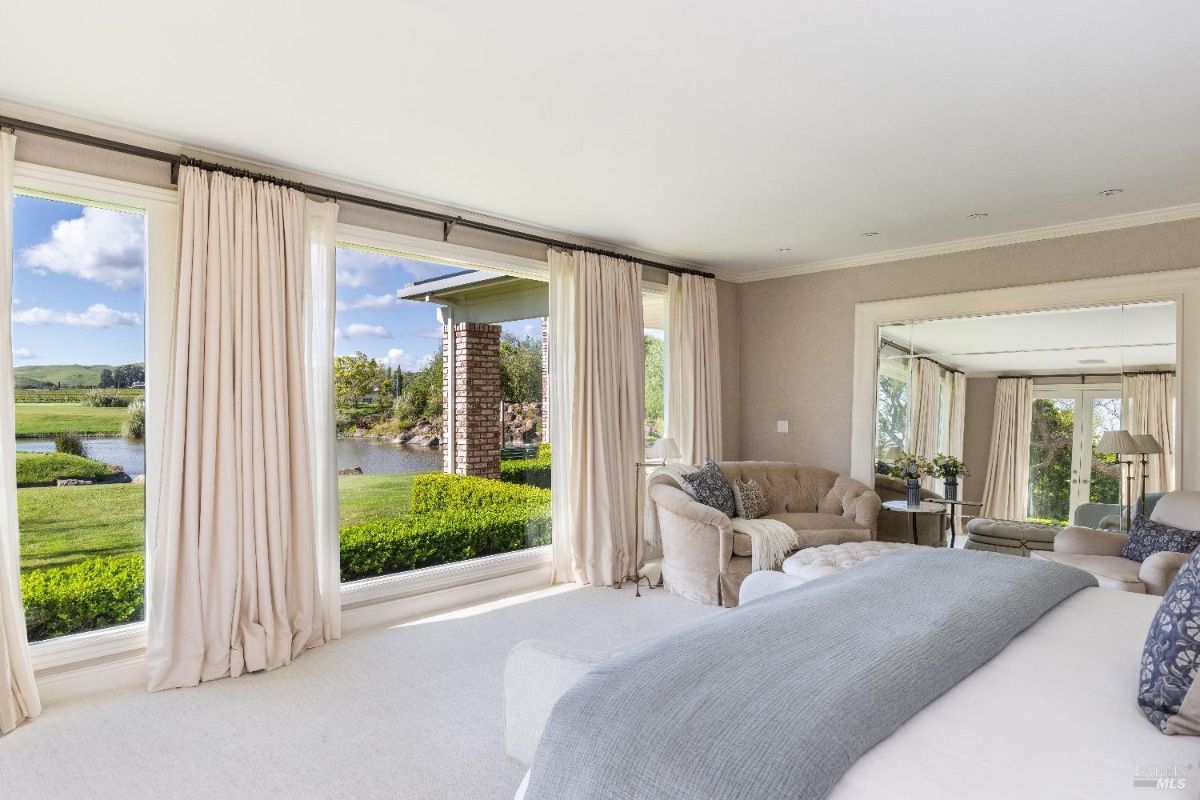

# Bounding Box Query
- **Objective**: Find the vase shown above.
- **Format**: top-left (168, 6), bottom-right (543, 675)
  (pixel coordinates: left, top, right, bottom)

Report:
top-left (906, 478), bottom-right (921, 508)
top-left (944, 477), bottom-right (958, 502)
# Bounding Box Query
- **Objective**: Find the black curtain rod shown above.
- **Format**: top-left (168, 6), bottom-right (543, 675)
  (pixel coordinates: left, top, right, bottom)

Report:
top-left (996, 370), bottom-right (1175, 380)
top-left (1, 114), bottom-right (716, 280)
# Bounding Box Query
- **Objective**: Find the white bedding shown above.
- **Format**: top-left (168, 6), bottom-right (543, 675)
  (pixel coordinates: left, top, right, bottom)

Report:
top-left (517, 588), bottom-right (1199, 800)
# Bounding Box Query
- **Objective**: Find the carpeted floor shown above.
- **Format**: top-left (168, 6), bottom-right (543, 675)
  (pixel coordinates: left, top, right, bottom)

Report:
top-left (0, 584), bottom-right (717, 800)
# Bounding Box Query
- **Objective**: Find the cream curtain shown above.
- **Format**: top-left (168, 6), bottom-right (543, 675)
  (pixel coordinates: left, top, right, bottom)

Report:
top-left (945, 370), bottom-right (967, 492)
top-left (147, 167), bottom-right (327, 691)
top-left (1124, 372), bottom-right (1175, 494)
top-left (304, 200), bottom-right (341, 642)
top-left (665, 273), bottom-right (722, 464)
top-left (548, 249), bottom-right (644, 586)
top-left (981, 377), bottom-right (1034, 520)
top-left (0, 130), bottom-right (40, 733)
top-left (905, 358), bottom-right (941, 490)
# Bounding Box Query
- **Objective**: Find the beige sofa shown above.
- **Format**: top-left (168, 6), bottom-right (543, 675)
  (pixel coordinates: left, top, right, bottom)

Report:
top-left (1032, 491), bottom-right (1200, 595)
top-left (650, 462), bottom-right (881, 607)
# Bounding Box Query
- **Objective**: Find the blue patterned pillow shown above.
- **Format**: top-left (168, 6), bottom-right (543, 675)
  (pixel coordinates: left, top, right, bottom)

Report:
top-left (681, 459), bottom-right (736, 518)
top-left (1138, 546), bottom-right (1200, 735)
top-left (1120, 516), bottom-right (1200, 563)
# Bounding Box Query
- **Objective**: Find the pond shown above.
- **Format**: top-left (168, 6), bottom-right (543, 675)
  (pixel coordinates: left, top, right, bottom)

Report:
top-left (13, 436), bottom-right (444, 479)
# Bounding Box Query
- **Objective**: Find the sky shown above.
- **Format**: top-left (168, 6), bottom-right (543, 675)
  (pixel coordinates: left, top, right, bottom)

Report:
top-left (9, 193), bottom-right (544, 370)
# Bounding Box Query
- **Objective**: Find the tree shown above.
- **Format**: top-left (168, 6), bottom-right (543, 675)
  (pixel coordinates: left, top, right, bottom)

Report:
top-left (875, 373), bottom-right (908, 457)
top-left (334, 351), bottom-right (391, 409)
top-left (499, 332), bottom-right (542, 404)
top-left (393, 353), bottom-right (443, 426)
top-left (98, 368), bottom-right (114, 388)
top-left (644, 334), bottom-right (664, 439)
top-left (1028, 398), bottom-right (1073, 523)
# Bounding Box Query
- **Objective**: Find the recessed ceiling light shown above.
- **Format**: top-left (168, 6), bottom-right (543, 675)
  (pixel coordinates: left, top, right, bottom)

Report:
top-left (1098, 188), bottom-right (1123, 197)
top-left (968, 213), bottom-right (989, 220)
top-left (777, 247), bottom-right (792, 253)
top-left (862, 232), bottom-right (880, 238)
top-left (1078, 358), bottom-right (1107, 365)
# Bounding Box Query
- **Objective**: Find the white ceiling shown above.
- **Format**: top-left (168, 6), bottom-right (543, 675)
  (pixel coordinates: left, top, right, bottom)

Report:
top-left (880, 302), bottom-right (1176, 375)
top-left (3, 3), bottom-right (1200, 277)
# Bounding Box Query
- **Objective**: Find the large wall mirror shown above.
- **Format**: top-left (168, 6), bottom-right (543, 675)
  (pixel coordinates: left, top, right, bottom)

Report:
top-left (874, 300), bottom-right (1178, 528)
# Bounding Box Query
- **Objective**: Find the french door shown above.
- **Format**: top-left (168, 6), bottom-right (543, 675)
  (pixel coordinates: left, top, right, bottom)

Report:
top-left (1028, 387), bottom-right (1122, 524)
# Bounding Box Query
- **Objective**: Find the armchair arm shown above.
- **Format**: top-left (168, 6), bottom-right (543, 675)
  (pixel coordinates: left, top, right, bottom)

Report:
top-left (850, 491), bottom-right (882, 536)
top-left (649, 484), bottom-right (734, 572)
top-left (1139, 550), bottom-right (1193, 596)
top-left (1054, 525), bottom-right (1128, 556)
top-left (828, 477), bottom-right (882, 535)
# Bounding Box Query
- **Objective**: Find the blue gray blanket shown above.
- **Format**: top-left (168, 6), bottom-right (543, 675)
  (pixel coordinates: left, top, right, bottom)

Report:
top-left (524, 548), bottom-right (1096, 800)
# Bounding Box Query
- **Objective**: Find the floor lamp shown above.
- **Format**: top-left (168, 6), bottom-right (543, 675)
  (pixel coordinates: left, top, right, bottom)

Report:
top-left (1097, 430), bottom-right (1140, 531)
top-left (622, 437), bottom-right (680, 597)
top-left (1130, 433), bottom-right (1163, 519)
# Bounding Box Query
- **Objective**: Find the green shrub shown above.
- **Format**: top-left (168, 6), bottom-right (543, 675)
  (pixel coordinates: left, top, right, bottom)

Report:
top-left (122, 400), bottom-right (145, 440)
top-left (83, 389), bottom-right (133, 408)
top-left (54, 430), bottom-right (87, 457)
top-left (499, 443), bottom-right (551, 488)
top-left (22, 555), bottom-right (144, 641)
top-left (410, 471), bottom-right (550, 514)
top-left (16, 451), bottom-right (110, 487)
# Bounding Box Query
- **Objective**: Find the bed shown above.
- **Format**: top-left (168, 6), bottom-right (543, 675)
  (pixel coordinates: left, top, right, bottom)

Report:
top-left (507, 557), bottom-right (1199, 799)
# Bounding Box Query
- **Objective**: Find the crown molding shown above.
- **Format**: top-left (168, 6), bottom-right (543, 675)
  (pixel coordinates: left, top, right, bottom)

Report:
top-left (724, 202), bottom-right (1200, 284)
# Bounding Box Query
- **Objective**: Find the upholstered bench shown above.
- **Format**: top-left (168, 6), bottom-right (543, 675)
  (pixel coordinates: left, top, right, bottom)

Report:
top-left (964, 518), bottom-right (1058, 557)
top-left (781, 541), bottom-right (917, 581)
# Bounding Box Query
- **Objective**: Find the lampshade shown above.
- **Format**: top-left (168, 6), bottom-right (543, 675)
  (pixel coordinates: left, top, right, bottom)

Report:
top-left (1131, 433), bottom-right (1163, 455)
top-left (651, 437), bottom-right (681, 460)
top-left (1097, 429), bottom-right (1140, 455)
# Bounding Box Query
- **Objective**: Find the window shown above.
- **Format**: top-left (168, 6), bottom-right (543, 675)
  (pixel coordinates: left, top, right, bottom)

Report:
top-left (875, 358), bottom-right (909, 460)
top-left (643, 291), bottom-right (666, 450)
top-left (12, 193), bottom-right (147, 642)
top-left (1027, 387), bottom-right (1122, 525)
top-left (334, 243), bottom-right (551, 585)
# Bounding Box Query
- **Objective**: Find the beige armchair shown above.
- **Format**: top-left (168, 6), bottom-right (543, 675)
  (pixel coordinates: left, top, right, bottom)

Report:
top-left (1032, 491), bottom-right (1200, 595)
top-left (651, 463), bottom-right (881, 607)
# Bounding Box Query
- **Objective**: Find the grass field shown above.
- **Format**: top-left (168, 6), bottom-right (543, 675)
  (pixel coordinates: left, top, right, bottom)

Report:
top-left (14, 403), bottom-right (126, 436)
top-left (17, 473), bottom-right (420, 572)
top-left (14, 388), bottom-right (143, 404)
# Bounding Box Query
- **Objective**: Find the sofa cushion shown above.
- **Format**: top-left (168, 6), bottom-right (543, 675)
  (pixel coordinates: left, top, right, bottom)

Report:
top-left (1138, 546), bottom-right (1200, 735)
top-left (768, 512), bottom-right (868, 533)
top-left (731, 479), bottom-right (768, 520)
top-left (1031, 551), bottom-right (1146, 593)
top-left (731, 513), bottom-right (870, 557)
top-left (1120, 516), bottom-right (1200, 563)
top-left (681, 459), bottom-right (736, 518)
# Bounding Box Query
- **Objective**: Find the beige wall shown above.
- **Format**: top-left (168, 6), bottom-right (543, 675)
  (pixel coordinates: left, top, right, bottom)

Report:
top-left (736, 217), bottom-right (1200, 473)
top-left (717, 279), bottom-right (741, 460)
top-left (961, 377), bottom-right (997, 504)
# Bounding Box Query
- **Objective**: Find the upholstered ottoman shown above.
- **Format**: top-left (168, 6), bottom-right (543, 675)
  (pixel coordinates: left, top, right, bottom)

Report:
top-left (780, 541), bottom-right (917, 582)
top-left (964, 518), bottom-right (1058, 557)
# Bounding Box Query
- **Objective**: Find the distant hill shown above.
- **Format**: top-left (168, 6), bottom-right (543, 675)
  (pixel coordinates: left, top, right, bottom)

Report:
top-left (14, 364), bottom-right (145, 389)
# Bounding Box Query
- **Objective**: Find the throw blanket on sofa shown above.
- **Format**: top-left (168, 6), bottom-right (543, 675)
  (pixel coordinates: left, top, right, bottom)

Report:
top-left (730, 517), bottom-right (798, 572)
top-left (523, 549), bottom-right (1097, 800)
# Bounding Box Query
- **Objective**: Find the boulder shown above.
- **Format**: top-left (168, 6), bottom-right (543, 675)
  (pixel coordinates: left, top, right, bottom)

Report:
top-left (132, 474), bottom-right (146, 484)
top-left (57, 479), bottom-right (94, 487)
top-left (338, 467), bottom-right (364, 476)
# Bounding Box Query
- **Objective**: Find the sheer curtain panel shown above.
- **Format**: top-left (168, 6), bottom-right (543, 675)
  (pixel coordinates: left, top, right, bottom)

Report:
top-left (665, 273), bottom-right (722, 464)
top-left (147, 167), bottom-right (328, 691)
top-left (0, 130), bottom-right (41, 733)
top-left (981, 377), bottom-right (1034, 520)
top-left (548, 249), bottom-right (645, 586)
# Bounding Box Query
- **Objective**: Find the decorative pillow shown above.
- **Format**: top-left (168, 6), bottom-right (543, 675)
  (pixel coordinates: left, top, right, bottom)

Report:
top-left (1120, 516), bottom-right (1200, 563)
top-left (732, 479), bottom-right (769, 520)
top-left (1138, 546), bottom-right (1200, 735)
top-left (681, 459), bottom-right (736, 518)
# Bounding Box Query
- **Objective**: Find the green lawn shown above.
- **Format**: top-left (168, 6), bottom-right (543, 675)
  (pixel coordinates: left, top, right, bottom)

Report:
top-left (15, 452), bottom-right (112, 487)
top-left (15, 403), bottom-right (126, 436)
top-left (17, 473), bottom-right (419, 572)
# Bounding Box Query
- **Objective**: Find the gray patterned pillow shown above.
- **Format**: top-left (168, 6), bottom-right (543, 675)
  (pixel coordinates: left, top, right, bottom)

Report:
top-left (1120, 516), bottom-right (1200, 563)
top-left (681, 459), bottom-right (736, 518)
top-left (1138, 546), bottom-right (1200, 734)
top-left (732, 479), bottom-right (768, 520)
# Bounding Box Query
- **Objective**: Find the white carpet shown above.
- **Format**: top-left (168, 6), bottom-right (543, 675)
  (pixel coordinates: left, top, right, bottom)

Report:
top-left (0, 584), bottom-right (717, 800)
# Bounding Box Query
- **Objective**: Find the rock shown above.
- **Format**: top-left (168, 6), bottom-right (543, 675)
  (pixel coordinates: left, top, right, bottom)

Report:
top-left (132, 474), bottom-right (146, 484)
top-left (99, 472), bottom-right (132, 484)
top-left (57, 479), bottom-right (94, 487)
top-left (338, 467), bottom-right (364, 476)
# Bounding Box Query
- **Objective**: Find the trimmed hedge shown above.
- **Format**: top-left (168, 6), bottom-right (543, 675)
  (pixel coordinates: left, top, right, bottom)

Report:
top-left (499, 443), bottom-right (551, 489)
top-left (16, 451), bottom-right (111, 487)
top-left (341, 473), bottom-right (551, 581)
top-left (22, 554), bottom-right (144, 641)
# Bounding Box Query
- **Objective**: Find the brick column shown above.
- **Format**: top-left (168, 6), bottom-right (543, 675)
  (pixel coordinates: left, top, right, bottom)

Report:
top-left (540, 316), bottom-right (550, 443)
top-left (443, 322), bottom-right (502, 478)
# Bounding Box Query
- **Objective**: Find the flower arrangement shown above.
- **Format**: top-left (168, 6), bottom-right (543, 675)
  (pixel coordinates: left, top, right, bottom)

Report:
top-left (888, 452), bottom-right (935, 480)
top-left (931, 454), bottom-right (970, 480)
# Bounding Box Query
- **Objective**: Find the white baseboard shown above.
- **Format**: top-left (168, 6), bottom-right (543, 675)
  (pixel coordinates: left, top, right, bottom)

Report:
top-left (36, 653), bottom-right (146, 705)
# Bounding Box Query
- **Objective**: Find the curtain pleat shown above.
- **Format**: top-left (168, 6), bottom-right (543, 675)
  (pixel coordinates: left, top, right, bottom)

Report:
top-left (1124, 372), bottom-right (1175, 494)
top-left (665, 274), bottom-right (722, 464)
top-left (981, 377), bottom-right (1034, 520)
top-left (0, 130), bottom-right (41, 734)
top-left (906, 358), bottom-right (941, 490)
top-left (147, 167), bottom-right (326, 691)
top-left (548, 250), bottom-right (644, 586)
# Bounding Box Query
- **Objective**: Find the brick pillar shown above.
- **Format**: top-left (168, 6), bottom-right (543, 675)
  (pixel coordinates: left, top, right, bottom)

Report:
top-left (541, 317), bottom-right (550, 443)
top-left (443, 322), bottom-right (502, 478)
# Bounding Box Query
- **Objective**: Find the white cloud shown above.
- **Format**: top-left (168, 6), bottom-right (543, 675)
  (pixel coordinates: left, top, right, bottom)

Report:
top-left (13, 304), bottom-right (141, 328)
top-left (377, 348), bottom-right (432, 371)
top-left (335, 249), bottom-right (395, 288)
top-left (339, 292), bottom-right (396, 311)
top-left (335, 323), bottom-right (391, 339)
top-left (414, 327), bottom-right (444, 339)
top-left (21, 207), bottom-right (144, 289)
top-left (12, 348), bottom-right (36, 359)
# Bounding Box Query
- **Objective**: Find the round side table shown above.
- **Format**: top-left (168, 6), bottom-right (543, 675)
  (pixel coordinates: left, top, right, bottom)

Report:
top-left (881, 500), bottom-right (946, 545)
